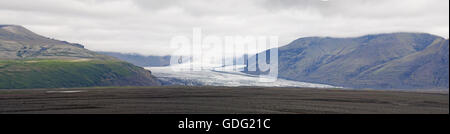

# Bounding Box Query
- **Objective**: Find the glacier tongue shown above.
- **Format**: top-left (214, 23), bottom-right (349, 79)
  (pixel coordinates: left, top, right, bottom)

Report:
top-left (145, 66), bottom-right (339, 88)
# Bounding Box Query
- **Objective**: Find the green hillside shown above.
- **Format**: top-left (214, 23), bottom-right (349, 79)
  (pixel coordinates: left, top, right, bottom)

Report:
top-left (0, 25), bottom-right (160, 89)
top-left (0, 59), bottom-right (160, 89)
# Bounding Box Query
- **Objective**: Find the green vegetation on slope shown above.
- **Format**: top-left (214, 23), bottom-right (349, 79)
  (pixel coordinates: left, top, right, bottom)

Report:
top-left (0, 25), bottom-right (160, 89)
top-left (0, 59), bottom-right (160, 89)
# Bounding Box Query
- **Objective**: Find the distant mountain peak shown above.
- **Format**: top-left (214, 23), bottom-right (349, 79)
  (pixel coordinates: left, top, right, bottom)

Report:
top-left (0, 25), bottom-right (38, 36)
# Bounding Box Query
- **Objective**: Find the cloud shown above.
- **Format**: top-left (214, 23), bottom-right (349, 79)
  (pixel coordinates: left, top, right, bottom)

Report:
top-left (0, 0), bottom-right (448, 56)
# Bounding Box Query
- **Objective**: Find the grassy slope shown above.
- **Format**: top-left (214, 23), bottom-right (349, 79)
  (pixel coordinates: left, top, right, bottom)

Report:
top-left (0, 59), bottom-right (159, 89)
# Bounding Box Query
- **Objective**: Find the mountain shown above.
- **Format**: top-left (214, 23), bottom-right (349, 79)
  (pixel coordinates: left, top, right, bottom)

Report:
top-left (247, 33), bottom-right (449, 89)
top-left (0, 25), bottom-right (160, 89)
top-left (97, 51), bottom-right (170, 67)
top-left (0, 25), bottom-right (108, 60)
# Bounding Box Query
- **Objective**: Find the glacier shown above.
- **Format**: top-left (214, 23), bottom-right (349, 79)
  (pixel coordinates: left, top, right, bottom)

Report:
top-left (145, 64), bottom-right (340, 88)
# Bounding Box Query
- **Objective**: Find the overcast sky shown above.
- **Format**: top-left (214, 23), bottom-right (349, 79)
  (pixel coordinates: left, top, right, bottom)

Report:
top-left (0, 0), bottom-right (448, 56)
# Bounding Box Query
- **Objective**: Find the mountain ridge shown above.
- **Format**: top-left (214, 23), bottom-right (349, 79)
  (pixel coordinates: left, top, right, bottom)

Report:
top-left (0, 25), bottom-right (160, 89)
top-left (97, 51), bottom-right (170, 67)
top-left (247, 32), bottom-right (449, 89)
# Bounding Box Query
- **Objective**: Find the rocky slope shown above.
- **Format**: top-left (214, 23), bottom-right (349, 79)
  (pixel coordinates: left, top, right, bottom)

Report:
top-left (0, 25), bottom-right (160, 89)
top-left (247, 33), bottom-right (449, 89)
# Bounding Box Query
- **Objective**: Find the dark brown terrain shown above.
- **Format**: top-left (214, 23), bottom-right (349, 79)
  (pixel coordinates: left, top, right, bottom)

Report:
top-left (0, 87), bottom-right (448, 114)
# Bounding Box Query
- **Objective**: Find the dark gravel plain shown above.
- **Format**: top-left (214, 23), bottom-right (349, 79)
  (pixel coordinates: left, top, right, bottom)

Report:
top-left (0, 86), bottom-right (448, 114)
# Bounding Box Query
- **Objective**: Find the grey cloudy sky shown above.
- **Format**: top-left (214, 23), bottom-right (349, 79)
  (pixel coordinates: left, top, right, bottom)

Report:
top-left (0, 0), bottom-right (448, 56)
